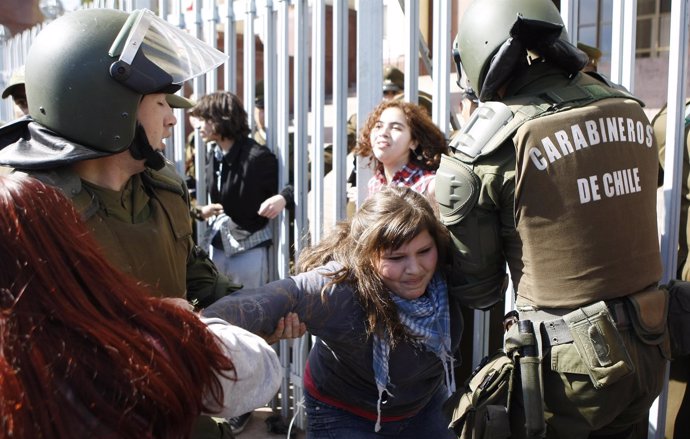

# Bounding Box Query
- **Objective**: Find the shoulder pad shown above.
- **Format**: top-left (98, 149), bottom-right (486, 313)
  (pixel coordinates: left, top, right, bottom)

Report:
top-left (450, 99), bottom-right (552, 163)
top-left (450, 102), bottom-right (514, 160)
top-left (436, 154), bottom-right (481, 226)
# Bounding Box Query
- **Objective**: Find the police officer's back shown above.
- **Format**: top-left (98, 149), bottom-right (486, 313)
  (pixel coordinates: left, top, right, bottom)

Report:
top-left (437, 1), bottom-right (668, 437)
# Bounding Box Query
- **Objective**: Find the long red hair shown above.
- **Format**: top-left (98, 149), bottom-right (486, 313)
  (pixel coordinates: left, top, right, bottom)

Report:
top-left (0, 174), bottom-right (235, 439)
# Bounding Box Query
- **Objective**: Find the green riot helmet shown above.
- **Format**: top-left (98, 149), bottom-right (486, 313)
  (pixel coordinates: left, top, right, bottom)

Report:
top-left (25, 8), bottom-right (226, 155)
top-left (382, 66), bottom-right (404, 94)
top-left (457, 0), bottom-right (585, 101)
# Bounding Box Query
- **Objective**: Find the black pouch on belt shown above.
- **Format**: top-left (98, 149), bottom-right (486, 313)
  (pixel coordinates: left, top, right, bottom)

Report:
top-left (660, 281), bottom-right (690, 358)
top-left (624, 288), bottom-right (670, 361)
top-left (562, 301), bottom-right (634, 389)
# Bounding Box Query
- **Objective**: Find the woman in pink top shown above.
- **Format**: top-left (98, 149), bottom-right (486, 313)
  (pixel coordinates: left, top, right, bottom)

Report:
top-left (355, 100), bottom-right (448, 203)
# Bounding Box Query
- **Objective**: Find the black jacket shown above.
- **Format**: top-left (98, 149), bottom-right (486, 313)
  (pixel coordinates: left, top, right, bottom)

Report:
top-left (209, 136), bottom-right (278, 233)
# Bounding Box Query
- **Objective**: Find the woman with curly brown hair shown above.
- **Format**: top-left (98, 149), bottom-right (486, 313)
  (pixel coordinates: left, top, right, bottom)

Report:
top-left (0, 174), bottom-right (282, 439)
top-left (355, 100), bottom-right (449, 202)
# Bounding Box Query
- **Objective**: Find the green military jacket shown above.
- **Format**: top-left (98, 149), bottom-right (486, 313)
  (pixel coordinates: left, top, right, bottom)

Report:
top-left (28, 162), bottom-right (239, 308)
top-left (439, 63), bottom-right (661, 308)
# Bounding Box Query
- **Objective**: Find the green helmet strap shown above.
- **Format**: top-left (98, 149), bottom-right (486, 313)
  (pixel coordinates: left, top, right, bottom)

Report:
top-left (128, 124), bottom-right (165, 171)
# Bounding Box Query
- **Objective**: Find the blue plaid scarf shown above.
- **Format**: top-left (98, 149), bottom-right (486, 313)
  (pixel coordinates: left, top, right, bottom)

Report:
top-left (372, 272), bottom-right (455, 432)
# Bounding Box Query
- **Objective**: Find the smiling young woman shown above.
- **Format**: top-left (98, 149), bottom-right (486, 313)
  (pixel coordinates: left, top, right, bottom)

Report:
top-left (355, 100), bottom-right (449, 201)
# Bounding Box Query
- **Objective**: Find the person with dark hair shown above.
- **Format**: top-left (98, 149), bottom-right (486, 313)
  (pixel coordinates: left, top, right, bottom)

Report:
top-left (438, 0), bottom-right (667, 437)
top-left (354, 100), bottom-right (448, 206)
top-left (203, 187), bottom-right (469, 438)
top-left (189, 91), bottom-right (279, 291)
top-left (189, 91), bottom-right (281, 434)
top-left (0, 173), bottom-right (282, 439)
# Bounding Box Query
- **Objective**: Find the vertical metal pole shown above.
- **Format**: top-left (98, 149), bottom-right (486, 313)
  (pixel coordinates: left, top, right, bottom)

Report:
top-left (653, 1), bottom-right (689, 438)
top-left (291, 0), bottom-right (310, 429)
top-left (431, 0), bottom-right (451, 136)
top-left (192, 0), bottom-right (208, 242)
top-left (263, 0), bottom-right (276, 153)
top-left (620, 0), bottom-right (637, 94)
top-left (203, 0), bottom-right (219, 92)
top-left (244, 0), bottom-right (256, 134)
top-left (404, 0), bottom-right (419, 103)
top-left (276, 0), bottom-right (290, 278)
top-left (223, 0), bottom-right (236, 93)
top-left (162, 0), bottom-right (184, 174)
top-left (293, 0), bottom-right (309, 257)
top-left (310, 0), bottom-right (325, 242)
top-left (610, 0), bottom-right (636, 92)
top-left (332, 0), bottom-right (348, 222)
top-left (355, 0), bottom-right (383, 208)
top-left (560, 0), bottom-right (580, 45)
top-left (260, 0), bottom-right (278, 289)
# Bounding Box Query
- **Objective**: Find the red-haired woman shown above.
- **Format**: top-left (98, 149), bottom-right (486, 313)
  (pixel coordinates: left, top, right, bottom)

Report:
top-left (0, 174), bottom-right (282, 439)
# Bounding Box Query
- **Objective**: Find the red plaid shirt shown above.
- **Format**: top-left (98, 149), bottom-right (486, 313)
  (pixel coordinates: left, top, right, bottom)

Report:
top-left (367, 162), bottom-right (436, 198)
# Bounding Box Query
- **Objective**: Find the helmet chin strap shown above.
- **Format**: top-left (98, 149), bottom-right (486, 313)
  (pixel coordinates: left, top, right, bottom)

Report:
top-left (128, 123), bottom-right (165, 171)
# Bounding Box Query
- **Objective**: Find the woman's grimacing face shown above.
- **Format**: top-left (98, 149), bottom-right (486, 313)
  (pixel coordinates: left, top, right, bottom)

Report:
top-left (374, 229), bottom-right (438, 300)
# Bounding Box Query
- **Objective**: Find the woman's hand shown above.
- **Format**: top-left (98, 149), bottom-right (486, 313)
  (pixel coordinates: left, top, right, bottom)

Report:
top-left (200, 203), bottom-right (224, 219)
top-left (264, 312), bottom-right (307, 345)
top-left (258, 194), bottom-right (287, 219)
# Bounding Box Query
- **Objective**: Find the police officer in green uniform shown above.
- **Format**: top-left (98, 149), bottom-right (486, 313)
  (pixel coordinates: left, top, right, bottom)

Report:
top-left (0, 8), bottom-right (303, 439)
top-left (437, 1), bottom-right (669, 437)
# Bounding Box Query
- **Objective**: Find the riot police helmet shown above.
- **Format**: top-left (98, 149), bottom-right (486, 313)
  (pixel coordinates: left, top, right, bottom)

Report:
top-left (456, 0), bottom-right (585, 101)
top-left (25, 8), bottom-right (226, 155)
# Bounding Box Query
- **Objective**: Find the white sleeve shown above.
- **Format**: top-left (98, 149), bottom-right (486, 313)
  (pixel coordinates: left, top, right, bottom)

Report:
top-left (200, 317), bottom-right (282, 418)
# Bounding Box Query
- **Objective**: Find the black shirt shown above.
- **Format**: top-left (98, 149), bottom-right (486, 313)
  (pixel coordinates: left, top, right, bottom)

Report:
top-left (209, 136), bottom-right (278, 233)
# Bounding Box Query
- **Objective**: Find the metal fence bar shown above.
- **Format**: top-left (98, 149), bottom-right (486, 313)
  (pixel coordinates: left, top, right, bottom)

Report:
top-left (162, 0), bottom-right (186, 175)
top-left (610, 0), bottom-right (637, 92)
top-left (403, 0), bottom-right (419, 103)
top-left (276, 0), bottom-right (291, 280)
top-left (204, 0), bottom-right (220, 92)
top-left (293, 0), bottom-right (309, 257)
top-left (223, 0), bottom-right (237, 93)
top-left (310, 0), bottom-right (325, 242)
top-left (354, 0), bottom-right (383, 208)
top-left (560, 0), bottom-right (580, 44)
top-left (287, 0), bottom-right (311, 429)
top-left (431, 0), bottom-right (451, 136)
top-left (332, 0), bottom-right (349, 223)
top-left (244, 0), bottom-right (257, 135)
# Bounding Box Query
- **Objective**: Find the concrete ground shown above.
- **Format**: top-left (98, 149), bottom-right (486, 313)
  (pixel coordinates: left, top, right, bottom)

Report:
top-left (234, 407), bottom-right (306, 439)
